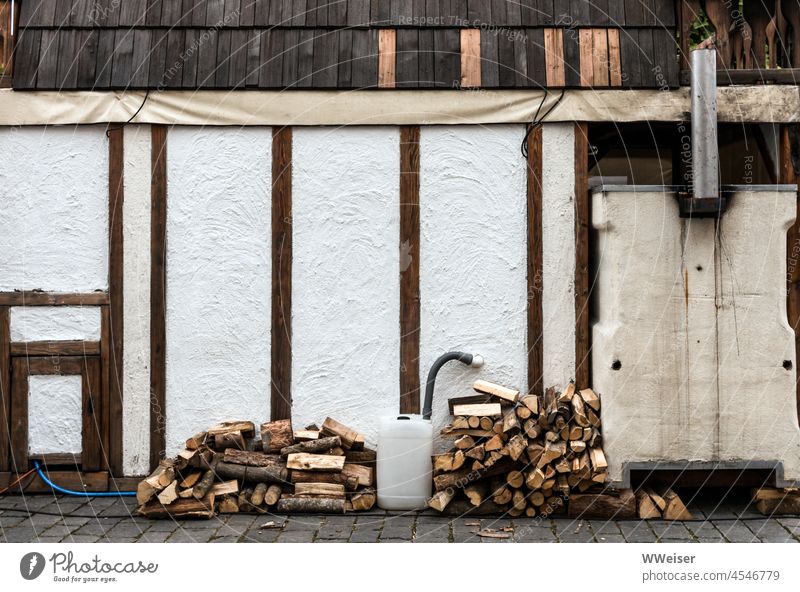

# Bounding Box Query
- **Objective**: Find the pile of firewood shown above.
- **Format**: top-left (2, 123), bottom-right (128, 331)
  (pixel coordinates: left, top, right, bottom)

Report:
top-left (751, 487), bottom-right (800, 515)
top-left (636, 487), bottom-right (693, 520)
top-left (428, 380), bottom-right (608, 517)
top-left (137, 417), bottom-right (376, 519)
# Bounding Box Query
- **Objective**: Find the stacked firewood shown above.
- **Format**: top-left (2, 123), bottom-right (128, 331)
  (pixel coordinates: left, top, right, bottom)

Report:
top-left (636, 487), bottom-right (693, 520)
top-left (137, 417), bottom-right (376, 519)
top-left (428, 380), bottom-right (608, 517)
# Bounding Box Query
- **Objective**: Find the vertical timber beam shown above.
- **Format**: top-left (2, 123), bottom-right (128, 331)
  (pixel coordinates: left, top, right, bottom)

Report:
top-left (107, 126), bottom-right (124, 476)
top-left (271, 126), bottom-right (293, 421)
top-left (149, 125), bottom-right (167, 469)
top-left (0, 307), bottom-right (9, 471)
top-left (399, 126), bottom-right (421, 414)
top-left (527, 126), bottom-right (544, 396)
top-left (781, 124), bottom-right (800, 424)
top-left (574, 123), bottom-right (590, 388)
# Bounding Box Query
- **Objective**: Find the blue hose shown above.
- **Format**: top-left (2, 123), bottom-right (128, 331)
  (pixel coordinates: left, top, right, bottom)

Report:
top-left (33, 461), bottom-right (137, 497)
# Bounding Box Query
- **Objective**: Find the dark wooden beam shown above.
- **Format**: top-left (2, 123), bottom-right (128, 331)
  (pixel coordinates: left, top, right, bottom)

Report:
top-left (271, 126), bottom-right (293, 421)
top-left (399, 125), bottom-right (421, 414)
top-left (0, 307), bottom-right (9, 472)
top-left (574, 122), bottom-right (590, 388)
top-left (781, 124), bottom-right (800, 426)
top-left (108, 125), bottom-right (124, 476)
top-left (150, 124), bottom-right (167, 469)
top-left (679, 68), bottom-right (800, 86)
top-left (9, 357), bottom-right (28, 472)
top-left (81, 357), bottom-right (103, 472)
top-left (10, 341), bottom-right (101, 356)
top-left (526, 125), bottom-right (544, 396)
top-left (0, 470), bottom-right (109, 493)
top-left (0, 292), bottom-right (109, 306)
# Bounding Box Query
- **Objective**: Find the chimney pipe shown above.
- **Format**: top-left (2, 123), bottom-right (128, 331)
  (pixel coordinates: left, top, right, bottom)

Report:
top-left (691, 49), bottom-right (719, 202)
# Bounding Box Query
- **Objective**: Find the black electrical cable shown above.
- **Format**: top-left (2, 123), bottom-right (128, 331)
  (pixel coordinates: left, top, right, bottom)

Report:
top-left (520, 89), bottom-right (566, 159)
top-left (106, 89), bottom-right (150, 137)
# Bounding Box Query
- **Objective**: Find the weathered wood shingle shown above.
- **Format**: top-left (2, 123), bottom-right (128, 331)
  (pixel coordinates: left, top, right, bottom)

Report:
top-left (12, 0), bottom-right (680, 90)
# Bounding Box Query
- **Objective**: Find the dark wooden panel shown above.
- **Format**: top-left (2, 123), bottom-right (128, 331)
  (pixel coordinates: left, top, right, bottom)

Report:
top-left (305, 0), bottom-right (318, 26)
top-left (76, 30), bottom-right (99, 89)
top-left (146, 0), bottom-right (165, 26)
top-left (417, 28), bottom-right (435, 87)
top-left (267, 0), bottom-right (283, 26)
top-left (653, 28), bottom-right (679, 87)
top-left (527, 125), bottom-right (543, 396)
top-left (259, 29), bottom-right (282, 87)
top-left (53, 0), bottom-right (73, 27)
top-left (246, 30), bottom-right (262, 87)
top-left (9, 358), bottom-right (29, 472)
top-left (636, 27), bottom-right (655, 87)
top-left (552, 0), bottom-right (569, 25)
top-left (111, 29), bottom-right (135, 88)
top-left (36, 29), bottom-right (60, 89)
top-left (469, 0), bottom-right (491, 24)
top-left (160, 0), bottom-right (183, 26)
top-left (654, 0), bottom-right (676, 27)
top-left (525, 27), bottom-right (545, 86)
top-left (399, 126), bottom-right (421, 414)
top-left (351, 28), bottom-right (377, 88)
top-left (375, 0), bottom-right (391, 25)
top-left (396, 28), bottom-right (418, 87)
top-left (296, 29), bottom-right (315, 88)
top-left (99, 0), bottom-right (121, 26)
top-left (228, 29), bottom-right (249, 88)
top-left (480, 25), bottom-right (499, 87)
top-left (533, 0), bottom-right (554, 26)
top-left (189, 0), bottom-right (208, 27)
top-left (329, 0), bottom-right (348, 26)
top-left (498, 30), bottom-right (516, 87)
top-left (11, 29), bottom-right (42, 90)
top-left (563, 22), bottom-right (580, 87)
top-left (606, 0), bottom-right (625, 24)
top-left (239, 0), bottom-right (256, 26)
top-left (81, 357), bottom-right (103, 472)
top-left (254, 0), bottom-right (271, 25)
top-left (26, 357), bottom-right (85, 375)
top-left (506, 0), bottom-right (522, 26)
top-left (206, 0), bottom-right (225, 25)
top-left (222, 0), bottom-right (240, 26)
top-left (347, 0), bottom-right (368, 26)
top-left (491, 0), bottom-right (507, 25)
top-left (70, 0), bottom-right (95, 27)
top-left (130, 29), bottom-right (153, 88)
top-left (147, 29), bottom-right (169, 88)
top-left (623, 0), bottom-right (643, 26)
top-left (215, 28), bottom-right (232, 87)
top-left (574, 122), bottom-right (590, 389)
top-left (18, 0), bottom-right (48, 28)
top-left (639, 0), bottom-right (657, 26)
top-left (108, 126), bottom-right (124, 478)
top-left (271, 126), bottom-right (293, 422)
top-left (119, 0), bottom-right (148, 26)
top-left (10, 342), bottom-right (101, 356)
top-left (0, 293), bottom-right (109, 306)
top-left (433, 27), bottom-right (459, 88)
top-left (197, 29), bottom-right (219, 88)
top-left (513, 31), bottom-right (528, 87)
top-left (100, 308), bottom-right (111, 474)
top-left (280, 29), bottom-right (299, 88)
top-left (619, 28), bottom-right (641, 87)
top-left (569, 0), bottom-right (589, 25)
top-left (0, 308), bottom-right (9, 471)
top-left (281, 0), bottom-right (298, 26)
top-left (313, 0), bottom-right (329, 26)
top-left (164, 28), bottom-right (186, 87)
top-left (338, 28), bottom-right (354, 87)
top-left (312, 29), bottom-right (339, 87)
top-left (93, 29), bottom-right (116, 89)
top-left (150, 125), bottom-right (167, 471)
top-left (589, 0), bottom-right (609, 26)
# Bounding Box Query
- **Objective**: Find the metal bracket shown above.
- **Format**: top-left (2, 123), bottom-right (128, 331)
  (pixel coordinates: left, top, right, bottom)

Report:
top-left (676, 190), bottom-right (730, 218)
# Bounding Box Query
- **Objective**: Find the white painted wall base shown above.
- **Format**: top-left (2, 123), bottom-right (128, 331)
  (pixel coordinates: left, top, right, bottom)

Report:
top-left (28, 375), bottom-right (83, 455)
top-left (291, 128), bottom-right (400, 445)
top-left (419, 125), bottom-right (528, 436)
top-left (593, 187), bottom-right (800, 484)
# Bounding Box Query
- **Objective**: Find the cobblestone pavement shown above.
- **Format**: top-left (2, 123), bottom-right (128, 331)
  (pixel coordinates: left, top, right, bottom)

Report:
top-left (1, 495), bottom-right (799, 543)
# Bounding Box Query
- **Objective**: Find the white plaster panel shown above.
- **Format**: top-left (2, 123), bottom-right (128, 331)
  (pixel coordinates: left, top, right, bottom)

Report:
top-left (10, 307), bottom-right (101, 342)
top-left (541, 124), bottom-right (576, 390)
top-left (166, 127), bottom-right (271, 456)
top-left (122, 125), bottom-right (152, 475)
top-left (0, 126), bottom-right (109, 291)
top-left (592, 188), bottom-right (800, 483)
top-left (291, 128), bottom-right (400, 445)
top-left (420, 125), bottom-right (528, 436)
top-left (28, 375), bottom-right (83, 455)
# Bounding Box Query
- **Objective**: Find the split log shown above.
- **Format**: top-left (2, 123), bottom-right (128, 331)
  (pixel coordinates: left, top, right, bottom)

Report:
top-left (506, 434), bottom-right (527, 461)
top-left (208, 420), bottom-right (255, 437)
top-left (321, 417), bottom-right (365, 450)
top-left (752, 487), bottom-right (800, 515)
top-left (290, 471), bottom-right (359, 491)
top-left (192, 468), bottom-right (217, 500)
top-left (465, 443), bottom-right (485, 461)
top-left (440, 427), bottom-right (494, 438)
top-left (506, 470), bottom-right (524, 489)
top-left (637, 491), bottom-right (662, 519)
top-left (567, 489), bottom-right (636, 519)
top-left (223, 449), bottom-right (282, 467)
top-left (157, 481), bottom-right (179, 505)
top-left (493, 486), bottom-right (513, 504)
top-left (261, 419), bottom-right (294, 453)
top-left (350, 488), bottom-right (376, 511)
top-left (473, 380), bottom-right (520, 404)
top-left (465, 482), bottom-right (487, 506)
top-left (526, 443), bottom-right (544, 465)
top-left (526, 468), bottom-right (546, 490)
top-left (467, 416), bottom-right (480, 428)
top-left (645, 487), bottom-right (667, 511)
top-left (211, 480), bottom-right (239, 496)
top-left (520, 394), bottom-right (539, 415)
top-left (436, 499), bottom-right (510, 516)
top-left (433, 459), bottom-right (513, 491)
top-left (579, 388), bottom-right (600, 411)
top-left (558, 382), bottom-right (576, 404)
top-left (485, 434), bottom-right (504, 452)
top-left (452, 403), bottom-right (502, 417)
top-left (344, 448), bottom-right (377, 466)
top-left (479, 417), bottom-right (495, 431)
top-left (515, 405), bottom-right (531, 420)
top-left (277, 496), bottom-right (346, 513)
top-left (293, 430), bottom-right (320, 441)
top-left (433, 451), bottom-right (465, 473)
top-left (280, 436), bottom-right (341, 457)
top-left (589, 447), bottom-right (608, 471)
top-left (215, 430), bottom-right (245, 450)
top-left (215, 461), bottom-right (288, 484)
top-left (218, 495), bottom-right (240, 513)
top-left (265, 484), bottom-right (282, 505)
top-left (571, 393), bottom-right (590, 427)
top-left (139, 493), bottom-right (216, 519)
top-left (179, 472), bottom-right (202, 489)
top-left (428, 490), bottom-right (455, 512)
top-left (454, 435), bottom-right (476, 450)
top-left (341, 463), bottom-right (374, 487)
top-left (286, 453), bottom-right (345, 472)
top-left (136, 460), bottom-right (177, 505)
top-left (512, 489), bottom-right (527, 511)
top-left (251, 483), bottom-right (268, 506)
top-left (294, 482), bottom-right (345, 498)
top-left (185, 432), bottom-right (207, 450)
top-left (448, 394), bottom-right (492, 414)
top-left (661, 488), bottom-right (693, 521)
top-left (502, 411), bottom-right (520, 432)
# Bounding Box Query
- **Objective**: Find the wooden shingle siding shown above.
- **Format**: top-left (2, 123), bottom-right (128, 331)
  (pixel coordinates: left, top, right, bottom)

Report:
top-left (12, 0), bottom-right (680, 90)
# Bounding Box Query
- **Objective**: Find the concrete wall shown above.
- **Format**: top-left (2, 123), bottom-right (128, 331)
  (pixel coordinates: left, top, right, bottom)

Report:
top-left (291, 128), bottom-right (400, 444)
top-left (0, 126), bottom-right (108, 292)
top-left (593, 187), bottom-right (800, 484)
top-left (165, 127), bottom-right (272, 456)
top-left (419, 125), bottom-right (529, 435)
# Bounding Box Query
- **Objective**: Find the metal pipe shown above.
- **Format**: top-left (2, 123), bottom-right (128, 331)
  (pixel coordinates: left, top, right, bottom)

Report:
top-left (691, 49), bottom-right (719, 200)
top-left (422, 351), bottom-right (484, 420)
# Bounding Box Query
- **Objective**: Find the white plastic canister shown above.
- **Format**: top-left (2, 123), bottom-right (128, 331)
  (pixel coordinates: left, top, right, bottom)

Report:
top-left (376, 415), bottom-right (433, 510)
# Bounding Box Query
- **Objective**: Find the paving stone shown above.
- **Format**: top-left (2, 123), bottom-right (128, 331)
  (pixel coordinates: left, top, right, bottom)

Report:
top-left (167, 530), bottom-right (210, 543)
top-left (748, 521), bottom-right (795, 543)
top-left (596, 534), bottom-right (626, 543)
top-left (240, 528), bottom-right (282, 543)
top-left (35, 536), bottom-right (65, 543)
top-left (73, 520), bottom-right (122, 536)
top-left (513, 526), bottom-right (556, 543)
top-left (141, 519), bottom-right (180, 531)
top-left (107, 537), bottom-right (139, 543)
top-left (619, 523), bottom-right (658, 543)
top-left (210, 536), bottom-right (241, 543)
top-left (317, 518), bottom-right (355, 539)
top-left (105, 522), bottom-right (150, 538)
top-left (277, 531), bottom-right (315, 543)
top-left (64, 534), bottom-right (101, 543)
top-left (139, 531), bottom-right (172, 543)
top-left (588, 520), bottom-right (623, 536)
top-left (686, 521), bottom-right (723, 539)
top-left (4, 527), bottom-right (45, 542)
top-left (714, 521), bottom-right (759, 543)
top-left (349, 529), bottom-right (381, 543)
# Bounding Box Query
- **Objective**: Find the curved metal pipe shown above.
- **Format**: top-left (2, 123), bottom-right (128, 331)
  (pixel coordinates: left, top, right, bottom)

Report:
top-left (33, 462), bottom-right (136, 497)
top-left (422, 351), bottom-right (484, 420)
